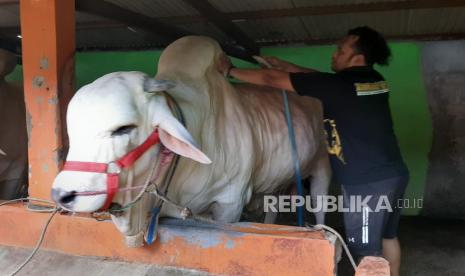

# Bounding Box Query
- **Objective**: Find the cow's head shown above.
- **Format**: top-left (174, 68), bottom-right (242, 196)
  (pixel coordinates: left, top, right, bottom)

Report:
top-left (51, 72), bottom-right (210, 241)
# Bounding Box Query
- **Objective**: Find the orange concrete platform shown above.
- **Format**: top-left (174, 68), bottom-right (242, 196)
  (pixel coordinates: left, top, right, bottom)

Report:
top-left (0, 204), bottom-right (338, 276)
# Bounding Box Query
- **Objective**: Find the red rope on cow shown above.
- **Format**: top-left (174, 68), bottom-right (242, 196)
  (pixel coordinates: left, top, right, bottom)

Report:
top-left (74, 185), bottom-right (147, 196)
top-left (63, 162), bottom-right (107, 173)
top-left (116, 130), bottom-right (161, 169)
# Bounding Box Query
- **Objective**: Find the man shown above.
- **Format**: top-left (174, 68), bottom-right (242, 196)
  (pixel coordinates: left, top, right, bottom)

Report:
top-left (218, 26), bottom-right (408, 276)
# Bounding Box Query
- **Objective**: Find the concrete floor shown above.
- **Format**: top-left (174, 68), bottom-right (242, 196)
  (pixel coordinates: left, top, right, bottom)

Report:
top-left (0, 246), bottom-right (211, 276)
top-left (398, 216), bottom-right (465, 276)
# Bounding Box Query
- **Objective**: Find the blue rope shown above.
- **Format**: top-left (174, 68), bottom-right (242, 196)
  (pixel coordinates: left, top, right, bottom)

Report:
top-left (146, 207), bottom-right (161, 245)
top-left (282, 90), bottom-right (304, 227)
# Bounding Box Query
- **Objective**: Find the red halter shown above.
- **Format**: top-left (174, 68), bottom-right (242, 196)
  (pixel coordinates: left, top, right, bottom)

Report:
top-left (62, 129), bottom-right (161, 210)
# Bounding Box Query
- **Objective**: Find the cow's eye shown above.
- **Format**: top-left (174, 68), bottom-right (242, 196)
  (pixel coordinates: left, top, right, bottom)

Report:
top-left (111, 125), bottom-right (136, 136)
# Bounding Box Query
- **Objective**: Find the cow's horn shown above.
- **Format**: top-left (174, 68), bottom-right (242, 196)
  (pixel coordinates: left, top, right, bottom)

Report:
top-left (0, 148), bottom-right (5, 156)
top-left (144, 77), bottom-right (176, 93)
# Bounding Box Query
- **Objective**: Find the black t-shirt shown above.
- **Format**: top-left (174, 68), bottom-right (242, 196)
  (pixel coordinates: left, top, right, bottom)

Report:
top-left (290, 66), bottom-right (408, 185)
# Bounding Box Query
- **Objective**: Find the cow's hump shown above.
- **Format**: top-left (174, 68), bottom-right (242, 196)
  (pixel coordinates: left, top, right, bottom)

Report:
top-left (157, 36), bottom-right (221, 79)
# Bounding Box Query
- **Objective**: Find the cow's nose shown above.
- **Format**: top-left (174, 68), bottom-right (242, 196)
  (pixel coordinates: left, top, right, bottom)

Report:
top-left (51, 188), bottom-right (77, 207)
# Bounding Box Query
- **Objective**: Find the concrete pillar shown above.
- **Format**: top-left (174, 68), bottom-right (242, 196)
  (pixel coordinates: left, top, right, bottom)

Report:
top-left (20, 0), bottom-right (75, 200)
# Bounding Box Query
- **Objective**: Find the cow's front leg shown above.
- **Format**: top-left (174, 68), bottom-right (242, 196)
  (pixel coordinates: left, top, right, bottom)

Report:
top-left (211, 201), bottom-right (243, 223)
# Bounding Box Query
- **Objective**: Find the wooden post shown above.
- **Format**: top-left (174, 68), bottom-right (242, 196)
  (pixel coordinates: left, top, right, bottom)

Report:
top-left (20, 0), bottom-right (75, 200)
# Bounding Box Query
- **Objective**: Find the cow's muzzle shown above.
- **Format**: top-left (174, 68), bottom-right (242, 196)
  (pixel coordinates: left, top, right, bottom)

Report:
top-left (51, 188), bottom-right (76, 209)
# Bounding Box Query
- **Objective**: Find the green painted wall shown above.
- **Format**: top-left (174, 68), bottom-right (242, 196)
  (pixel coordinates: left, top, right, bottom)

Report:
top-left (6, 43), bottom-right (432, 215)
top-left (75, 51), bottom-right (162, 88)
top-left (5, 65), bottom-right (23, 83)
top-left (378, 44), bottom-right (432, 215)
top-left (6, 51), bottom-right (162, 87)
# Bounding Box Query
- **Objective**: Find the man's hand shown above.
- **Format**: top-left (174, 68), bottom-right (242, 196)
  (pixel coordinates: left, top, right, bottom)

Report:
top-left (217, 52), bottom-right (233, 77)
top-left (260, 56), bottom-right (288, 70)
top-left (215, 53), bottom-right (295, 92)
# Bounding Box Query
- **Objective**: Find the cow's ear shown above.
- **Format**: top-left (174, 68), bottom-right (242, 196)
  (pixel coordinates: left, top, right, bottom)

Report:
top-left (143, 77), bottom-right (176, 93)
top-left (156, 116), bottom-right (211, 164)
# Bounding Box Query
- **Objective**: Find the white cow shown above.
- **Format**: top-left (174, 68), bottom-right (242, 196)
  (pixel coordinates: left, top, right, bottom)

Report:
top-left (0, 49), bottom-right (28, 199)
top-left (52, 36), bottom-right (330, 246)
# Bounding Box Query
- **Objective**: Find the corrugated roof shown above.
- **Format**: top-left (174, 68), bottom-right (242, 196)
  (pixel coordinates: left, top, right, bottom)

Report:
top-left (292, 0), bottom-right (408, 7)
top-left (1, 0), bottom-right (465, 52)
top-left (232, 6), bottom-right (465, 45)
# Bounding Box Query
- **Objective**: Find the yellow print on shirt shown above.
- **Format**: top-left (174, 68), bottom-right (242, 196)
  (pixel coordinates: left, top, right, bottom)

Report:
top-left (324, 119), bottom-right (346, 164)
top-left (354, 81), bottom-right (389, 96)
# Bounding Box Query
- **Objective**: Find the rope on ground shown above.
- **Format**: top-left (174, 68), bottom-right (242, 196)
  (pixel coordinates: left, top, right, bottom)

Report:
top-left (0, 197), bottom-right (55, 208)
top-left (1, 197), bottom-right (58, 276)
top-left (313, 223), bottom-right (358, 271)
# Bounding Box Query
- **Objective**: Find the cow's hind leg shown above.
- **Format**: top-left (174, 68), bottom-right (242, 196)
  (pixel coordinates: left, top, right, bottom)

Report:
top-left (309, 151), bottom-right (331, 225)
top-left (264, 209), bottom-right (278, 224)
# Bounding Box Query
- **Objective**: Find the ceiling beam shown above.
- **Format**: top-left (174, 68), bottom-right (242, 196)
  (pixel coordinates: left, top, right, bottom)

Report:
top-left (0, 23), bottom-right (258, 63)
top-left (388, 32), bottom-right (465, 42)
top-left (75, 0), bottom-right (256, 63)
top-left (0, 21), bottom-right (125, 34)
top-left (256, 32), bottom-right (465, 47)
top-left (0, 0), bottom-right (18, 6)
top-left (3, 23), bottom-right (465, 49)
top-left (181, 0), bottom-right (259, 55)
top-left (67, 31), bottom-right (465, 54)
top-left (75, 0), bottom-right (187, 40)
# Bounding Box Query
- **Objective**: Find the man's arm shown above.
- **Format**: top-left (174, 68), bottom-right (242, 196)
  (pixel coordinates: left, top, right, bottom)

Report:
top-left (229, 68), bottom-right (296, 92)
top-left (261, 56), bottom-right (318, 73)
top-left (218, 53), bottom-right (296, 92)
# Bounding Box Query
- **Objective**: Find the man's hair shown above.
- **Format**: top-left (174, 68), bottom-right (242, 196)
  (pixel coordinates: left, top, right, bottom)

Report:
top-left (347, 26), bottom-right (391, 66)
